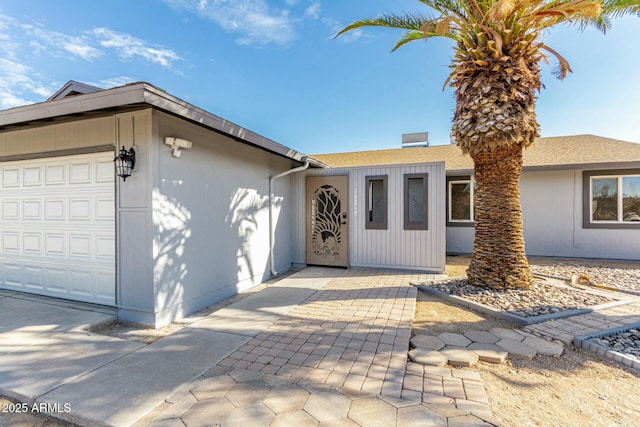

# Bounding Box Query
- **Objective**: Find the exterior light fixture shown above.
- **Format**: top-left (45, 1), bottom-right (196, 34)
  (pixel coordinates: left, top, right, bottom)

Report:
top-left (164, 137), bottom-right (193, 157)
top-left (114, 146), bottom-right (136, 181)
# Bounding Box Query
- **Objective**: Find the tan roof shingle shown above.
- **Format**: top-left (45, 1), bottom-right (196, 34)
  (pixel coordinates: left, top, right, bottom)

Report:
top-left (311, 135), bottom-right (640, 171)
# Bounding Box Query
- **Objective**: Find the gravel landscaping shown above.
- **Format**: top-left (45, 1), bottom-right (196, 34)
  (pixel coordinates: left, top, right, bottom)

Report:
top-left (593, 327), bottom-right (640, 361)
top-left (530, 259), bottom-right (640, 295)
top-left (423, 278), bottom-right (614, 317)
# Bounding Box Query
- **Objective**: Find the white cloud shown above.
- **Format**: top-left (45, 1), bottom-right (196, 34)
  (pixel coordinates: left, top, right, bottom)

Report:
top-left (304, 2), bottom-right (321, 20)
top-left (322, 17), bottom-right (363, 42)
top-left (98, 76), bottom-right (137, 88)
top-left (91, 28), bottom-right (181, 67)
top-left (0, 58), bottom-right (50, 108)
top-left (0, 11), bottom-right (182, 109)
top-left (28, 27), bottom-right (102, 61)
top-left (164, 0), bottom-right (298, 46)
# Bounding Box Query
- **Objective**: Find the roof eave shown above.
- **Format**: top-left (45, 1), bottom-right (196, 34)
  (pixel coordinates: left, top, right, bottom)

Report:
top-left (0, 83), bottom-right (147, 127)
top-left (446, 161), bottom-right (640, 174)
top-left (141, 85), bottom-right (306, 163)
top-left (0, 82), bottom-right (307, 164)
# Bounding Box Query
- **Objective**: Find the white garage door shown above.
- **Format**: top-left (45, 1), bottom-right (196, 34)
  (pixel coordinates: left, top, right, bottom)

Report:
top-left (0, 152), bottom-right (116, 305)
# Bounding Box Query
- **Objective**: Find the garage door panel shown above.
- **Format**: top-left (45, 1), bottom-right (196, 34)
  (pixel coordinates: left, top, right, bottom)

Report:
top-left (45, 199), bottom-right (65, 220)
top-left (96, 272), bottom-right (115, 299)
top-left (70, 198), bottom-right (91, 220)
top-left (45, 234), bottom-right (65, 256)
top-left (97, 160), bottom-right (113, 182)
top-left (0, 153), bottom-right (115, 305)
top-left (25, 266), bottom-right (44, 290)
top-left (96, 198), bottom-right (115, 220)
top-left (23, 199), bottom-right (41, 219)
top-left (2, 168), bottom-right (19, 187)
top-left (3, 200), bottom-right (19, 220)
top-left (3, 232), bottom-right (19, 252)
top-left (3, 264), bottom-right (22, 287)
top-left (23, 166), bottom-right (42, 186)
top-left (70, 162), bottom-right (92, 184)
top-left (45, 164), bottom-right (65, 185)
top-left (96, 235), bottom-right (115, 258)
top-left (23, 233), bottom-right (41, 254)
top-left (70, 271), bottom-right (93, 296)
top-left (69, 234), bottom-right (91, 257)
top-left (47, 269), bottom-right (67, 293)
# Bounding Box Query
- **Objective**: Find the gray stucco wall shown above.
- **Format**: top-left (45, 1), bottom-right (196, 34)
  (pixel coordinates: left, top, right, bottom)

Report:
top-left (446, 169), bottom-right (640, 260)
top-left (147, 111), bottom-right (296, 327)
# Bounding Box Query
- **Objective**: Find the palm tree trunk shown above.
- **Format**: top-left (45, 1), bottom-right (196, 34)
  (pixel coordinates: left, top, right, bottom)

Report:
top-left (467, 143), bottom-right (534, 290)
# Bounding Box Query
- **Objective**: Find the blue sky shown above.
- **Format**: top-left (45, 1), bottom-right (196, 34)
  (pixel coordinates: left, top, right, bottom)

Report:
top-left (1, 0), bottom-right (638, 154)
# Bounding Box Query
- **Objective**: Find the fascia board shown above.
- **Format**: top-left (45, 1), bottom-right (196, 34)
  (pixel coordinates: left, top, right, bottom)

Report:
top-left (142, 84), bottom-right (306, 163)
top-left (0, 83), bottom-right (147, 127)
top-left (0, 82), bottom-right (307, 164)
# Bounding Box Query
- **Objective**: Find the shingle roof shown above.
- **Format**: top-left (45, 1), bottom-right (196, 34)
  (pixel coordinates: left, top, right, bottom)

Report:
top-left (310, 135), bottom-right (640, 172)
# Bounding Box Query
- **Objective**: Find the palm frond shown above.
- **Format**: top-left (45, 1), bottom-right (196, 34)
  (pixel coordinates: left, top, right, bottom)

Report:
top-left (603, 0), bottom-right (640, 18)
top-left (417, 0), bottom-right (469, 19)
top-left (334, 12), bottom-right (434, 39)
top-left (541, 44), bottom-right (573, 79)
top-left (485, 0), bottom-right (518, 21)
top-left (392, 31), bottom-right (429, 51)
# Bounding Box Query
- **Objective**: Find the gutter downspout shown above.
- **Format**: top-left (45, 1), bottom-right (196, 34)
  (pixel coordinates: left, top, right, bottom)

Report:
top-left (269, 160), bottom-right (310, 277)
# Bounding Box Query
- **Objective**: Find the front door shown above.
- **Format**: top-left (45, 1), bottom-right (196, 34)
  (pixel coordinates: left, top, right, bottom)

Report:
top-left (306, 175), bottom-right (349, 267)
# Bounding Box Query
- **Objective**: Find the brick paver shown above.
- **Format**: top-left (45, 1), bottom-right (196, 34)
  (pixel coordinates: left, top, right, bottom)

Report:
top-left (524, 302), bottom-right (640, 345)
top-left (218, 270), bottom-right (421, 396)
top-left (135, 269), bottom-right (498, 427)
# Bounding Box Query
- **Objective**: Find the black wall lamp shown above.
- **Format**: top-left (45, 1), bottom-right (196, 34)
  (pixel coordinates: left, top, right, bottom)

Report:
top-left (114, 146), bottom-right (136, 181)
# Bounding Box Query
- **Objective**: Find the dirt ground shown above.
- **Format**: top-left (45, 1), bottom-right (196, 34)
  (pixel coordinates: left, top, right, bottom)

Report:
top-left (417, 255), bottom-right (640, 427)
top-left (414, 293), bottom-right (640, 427)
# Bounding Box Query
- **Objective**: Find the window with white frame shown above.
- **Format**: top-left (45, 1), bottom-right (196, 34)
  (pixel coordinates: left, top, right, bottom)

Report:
top-left (583, 169), bottom-right (640, 229)
top-left (447, 176), bottom-right (476, 226)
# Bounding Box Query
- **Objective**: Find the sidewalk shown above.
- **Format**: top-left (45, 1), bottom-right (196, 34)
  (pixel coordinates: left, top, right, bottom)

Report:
top-left (0, 268), bottom-right (499, 427)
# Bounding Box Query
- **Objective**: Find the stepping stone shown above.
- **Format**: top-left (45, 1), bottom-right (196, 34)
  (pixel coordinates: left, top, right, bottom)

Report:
top-left (489, 328), bottom-right (525, 342)
top-left (437, 332), bottom-right (472, 347)
top-left (464, 330), bottom-right (499, 344)
top-left (522, 336), bottom-right (564, 357)
top-left (408, 349), bottom-right (448, 367)
top-left (496, 339), bottom-right (536, 360)
top-left (440, 346), bottom-right (479, 367)
top-left (410, 335), bottom-right (445, 351)
top-left (468, 342), bottom-right (508, 364)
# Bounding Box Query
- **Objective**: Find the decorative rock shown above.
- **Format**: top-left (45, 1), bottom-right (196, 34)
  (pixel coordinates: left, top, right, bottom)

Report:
top-left (530, 261), bottom-right (640, 294)
top-left (408, 349), bottom-right (448, 367)
top-left (490, 328), bottom-right (525, 342)
top-left (410, 334), bottom-right (445, 351)
top-left (438, 332), bottom-right (472, 348)
top-left (522, 336), bottom-right (564, 357)
top-left (496, 339), bottom-right (537, 360)
top-left (467, 342), bottom-right (509, 364)
top-left (423, 277), bottom-right (614, 316)
top-left (440, 347), bottom-right (479, 367)
top-left (590, 328), bottom-right (640, 362)
top-left (464, 330), bottom-right (499, 345)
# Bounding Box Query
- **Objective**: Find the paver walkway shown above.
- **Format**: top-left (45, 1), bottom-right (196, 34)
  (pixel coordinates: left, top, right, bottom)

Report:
top-left (524, 302), bottom-right (640, 346)
top-left (136, 269), bottom-right (500, 427)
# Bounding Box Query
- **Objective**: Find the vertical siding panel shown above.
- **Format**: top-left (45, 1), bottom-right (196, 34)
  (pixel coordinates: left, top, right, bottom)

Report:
top-left (394, 167), bottom-right (402, 267)
top-left (291, 163), bottom-right (445, 273)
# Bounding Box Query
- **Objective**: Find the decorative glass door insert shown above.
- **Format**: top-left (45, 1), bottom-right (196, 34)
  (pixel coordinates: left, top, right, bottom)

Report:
top-left (306, 175), bottom-right (349, 267)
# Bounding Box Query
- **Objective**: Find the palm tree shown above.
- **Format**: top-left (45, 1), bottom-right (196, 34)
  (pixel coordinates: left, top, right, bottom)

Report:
top-left (336, 0), bottom-right (639, 290)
